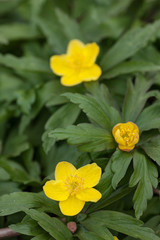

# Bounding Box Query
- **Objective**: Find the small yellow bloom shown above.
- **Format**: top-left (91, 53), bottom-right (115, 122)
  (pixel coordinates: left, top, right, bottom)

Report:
top-left (50, 39), bottom-right (102, 86)
top-left (114, 237), bottom-right (119, 240)
top-left (112, 122), bottom-right (139, 152)
top-left (43, 161), bottom-right (102, 216)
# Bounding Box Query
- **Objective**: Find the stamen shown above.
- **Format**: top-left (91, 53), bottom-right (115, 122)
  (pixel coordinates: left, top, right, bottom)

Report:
top-left (64, 174), bottom-right (84, 196)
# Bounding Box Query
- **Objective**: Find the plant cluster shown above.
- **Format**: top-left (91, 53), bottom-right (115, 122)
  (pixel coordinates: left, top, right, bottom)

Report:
top-left (0, 0), bottom-right (160, 240)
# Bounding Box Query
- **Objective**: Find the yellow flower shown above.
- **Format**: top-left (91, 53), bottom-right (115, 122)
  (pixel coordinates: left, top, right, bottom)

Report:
top-left (114, 237), bottom-right (119, 240)
top-left (43, 161), bottom-right (102, 216)
top-left (112, 122), bottom-right (139, 152)
top-left (50, 39), bottom-right (102, 86)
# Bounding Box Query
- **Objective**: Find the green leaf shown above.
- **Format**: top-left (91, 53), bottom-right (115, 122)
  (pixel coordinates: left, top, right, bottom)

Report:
top-left (0, 182), bottom-right (21, 196)
top-left (49, 123), bottom-right (115, 152)
top-left (0, 72), bottom-right (22, 102)
top-left (25, 209), bottom-right (72, 240)
top-left (101, 19), bottom-right (160, 71)
top-left (42, 103), bottom-right (80, 153)
top-left (16, 89), bottom-right (36, 114)
top-left (136, 102), bottom-right (160, 133)
top-left (103, 60), bottom-right (160, 79)
top-left (0, 158), bottom-right (30, 183)
top-left (31, 233), bottom-right (54, 240)
top-left (10, 217), bottom-right (43, 236)
top-left (0, 23), bottom-right (40, 44)
top-left (37, 0), bottom-right (68, 53)
top-left (141, 136), bottom-right (160, 166)
top-left (45, 103), bottom-right (80, 131)
top-left (79, 220), bottom-right (114, 240)
top-left (3, 133), bottom-right (29, 157)
top-left (64, 93), bottom-right (111, 130)
top-left (55, 8), bottom-right (85, 41)
top-left (111, 149), bottom-right (133, 189)
top-left (64, 92), bottom-right (121, 130)
top-left (129, 151), bottom-right (158, 218)
top-left (122, 75), bottom-right (153, 122)
top-left (0, 0), bottom-right (20, 15)
top-left (0, 192), bottom-right (61, 217)
top-left (0, 54), bottom-right (50, 73)
top-left (76, 226), bottom-right (105, 240)
top-left (0, 167), bottom-right (10, 181)
top-left (81, 210), bottom-right (160, 240)
top-left (85, 82), bottom-right (120, 111)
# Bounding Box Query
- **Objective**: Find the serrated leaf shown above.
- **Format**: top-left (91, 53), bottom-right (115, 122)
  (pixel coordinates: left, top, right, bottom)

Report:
top-left (101, 19), bottom-right (160, 71)
top-left (122, 75), bottom-right (153, 122)
top-left (85, 82), bottom-right (120, 111)
top-left (0, 192), bottom-right (61, 217)
top-left (111, 149), bottom-right (133, 189)
top-left (141, 136), bottom-right (160, 166)
top-left (81, 210), bottom-right (160, 240)
top-left (25, 209), bottom-right (72, 240)
top-left (49, 123), bottom-right (115, 152)
top-left (129, 151), bottom-right (158, 218)
top-left (64, 93), bottom-right (112, 130)
top-left (64, 92), bottom-right (121, 130)
top-left (136, 102), bottom-right (160, 133)
top-left (0, 54), bottom-right (50, 73)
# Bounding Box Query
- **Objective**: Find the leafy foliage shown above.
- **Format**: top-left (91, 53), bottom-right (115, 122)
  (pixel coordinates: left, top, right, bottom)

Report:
top-left (0, 0), bottom-right (160, 239)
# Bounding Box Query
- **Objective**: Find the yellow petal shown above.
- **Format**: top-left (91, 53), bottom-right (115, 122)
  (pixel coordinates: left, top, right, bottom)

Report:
top-left (43, 180), bottom-right (69, 201)
top-left (55, 161), bottom-right (76, 181)
top-left (67, 39), bottom-right (85, 56)
top-left (59, 196), bottom-right (85, 216)
top-left (118, 144), bottom-right (135, 152)
top-left (114, 129), bottom-right (125, 145)
top-left (76, 188), bottom-right (102, 202)
top-left (114, 237), bottom-right (119, 240)
top-left (61, 74), bottom-right (82, 86)
top-left (80, 64), bottom-right (101, 81)
top-left (83, 43), bottom-right (100, 66)
top-left (77, 163), bottom-right (101, 188)
top-left (112, 123), bottom-right (121, 136)
top-left (50, 55), bottom-right (72, 76)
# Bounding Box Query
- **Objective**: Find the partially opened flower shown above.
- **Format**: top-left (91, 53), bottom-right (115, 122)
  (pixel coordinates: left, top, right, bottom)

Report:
top-left (50, 39), bottom-right (102, 86)
top-left (112, 122), bottom-right (139, 152)
top-left (43, 161), bottom-right (102, 216)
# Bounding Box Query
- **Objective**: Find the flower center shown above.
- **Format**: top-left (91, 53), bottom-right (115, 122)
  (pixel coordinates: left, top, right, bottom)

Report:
top-left (68, 54), bottom-right (84, 69)
top-left (65, 174), bottom-right (84, 196)
top-left (119, 126), bottom-right (136, 145)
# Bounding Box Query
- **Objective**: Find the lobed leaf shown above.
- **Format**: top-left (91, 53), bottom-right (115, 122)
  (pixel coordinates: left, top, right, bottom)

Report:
top-left (129, 151), bottom-right (158, 218)
top-left (111, 148), bottom-right (133, 189)
top-left (81, 210), bottom-right (160, 240)
top-left (49, 123), bottom-right (115, 152)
